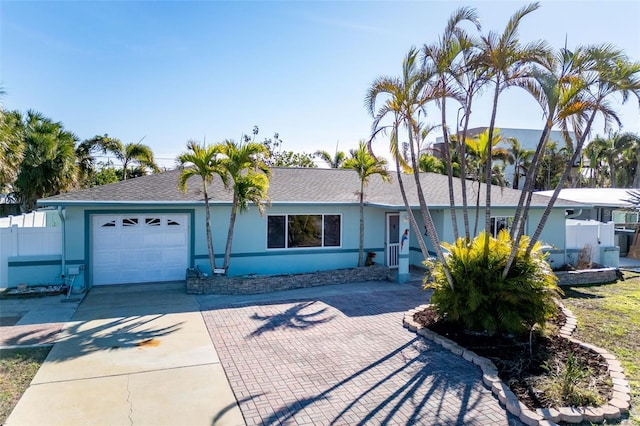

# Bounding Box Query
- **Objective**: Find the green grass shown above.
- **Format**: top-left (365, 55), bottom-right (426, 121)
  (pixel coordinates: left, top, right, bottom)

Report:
top-left (0, 346), bottom-right (51, 424)
top-left (562, 271), bottom-right (640, 425)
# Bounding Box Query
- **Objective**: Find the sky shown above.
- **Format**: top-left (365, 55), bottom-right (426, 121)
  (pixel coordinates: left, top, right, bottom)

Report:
top-left (2, 0), bottom-right (639, 169)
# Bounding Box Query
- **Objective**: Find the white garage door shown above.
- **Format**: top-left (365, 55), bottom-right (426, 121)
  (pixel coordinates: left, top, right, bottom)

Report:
top-left (92, 214), bottom-right (189, 285)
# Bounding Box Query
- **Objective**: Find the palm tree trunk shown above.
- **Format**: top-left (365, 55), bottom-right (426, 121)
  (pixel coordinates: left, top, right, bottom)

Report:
top-left (358, 181), bottom-right (365, 267)
top-left (484, 83), bottom-right (501, 254)
top-left (223, 195), bottom-right (239, 273)
top-left (440, 91), bottom-right (459, 241)
top-left (459, 96), bottom-right (474, 241)
top-left (527, 110), bottom-right (598, 256)
top-left (394, 155), bottom-right (429, 260)
top-left (502, 122), bottom-right (552, 279)
top-left (203, 184), bottom-right (216, 273)
top-left (407, 122), bottom-right (454, 289)
top-left (634, 153), bottom-right (640, 188)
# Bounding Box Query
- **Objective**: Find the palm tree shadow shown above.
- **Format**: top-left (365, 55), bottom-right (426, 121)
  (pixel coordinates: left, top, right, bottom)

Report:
top-left (22, 314), bottom-right (185, 362)
top-left (255, 338), bottom-right (499, 425)
top-left (248, 301), bottom-right (335, 337)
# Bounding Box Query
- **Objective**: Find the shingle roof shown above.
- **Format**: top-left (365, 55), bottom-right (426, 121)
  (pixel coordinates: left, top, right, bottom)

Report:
top-left (38, 167), bottom-right (586, 208)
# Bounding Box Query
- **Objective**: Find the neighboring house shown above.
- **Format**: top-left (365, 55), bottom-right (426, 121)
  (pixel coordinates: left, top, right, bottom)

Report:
top-left (2, 168), bottom-right (585, 290)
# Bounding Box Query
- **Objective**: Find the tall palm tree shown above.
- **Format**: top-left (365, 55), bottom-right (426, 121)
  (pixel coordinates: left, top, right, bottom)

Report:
top-left (505, 137), bottom-right (534, 189)
top-left (314, 147), bottom-right (346, 168)
top-left (365, 56), bottom-right (430, 264)
top-left (366, 48), bottom-right (455, 288)
top-left (616, 132), bottom-right (640, 188)
top-left (343, 141), bottom-right (390, 267)
top-left (218, 139), bottom-right (271, 273)
top-left (527, 44), bottom-right (640, 256)
top-left (13, 111), bottom-right (78, 212)
top-left (422, 6), bottom-right (481, 240)
top-left (590, 131), bottom-right (640, 187)
top-left (177, 141), bottom-right (227, 274)
top-left (477, 1), bottom-right (551, 252)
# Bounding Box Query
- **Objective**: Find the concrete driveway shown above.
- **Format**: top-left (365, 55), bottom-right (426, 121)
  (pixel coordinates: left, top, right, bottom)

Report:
top-left (5, 282), bottom-right (243, 426)
top-left (198, 281), bottom-right (523, 426)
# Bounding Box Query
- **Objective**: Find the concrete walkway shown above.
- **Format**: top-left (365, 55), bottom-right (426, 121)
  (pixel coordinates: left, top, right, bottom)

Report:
top-left (198, 281), bottom-right (523, 426)
top-left (5, 282), bottom-right (243, 426)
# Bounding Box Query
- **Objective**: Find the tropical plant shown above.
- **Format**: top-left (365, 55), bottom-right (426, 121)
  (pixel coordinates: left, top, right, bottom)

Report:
top-left (315, 147), bottom-right (346, 169)
top-left (0, 109), bottom-right (24, 193)
top-left (476, 1), bottom-right (551, 251)
top-left (365, 48), bottom-right (433, 265)
top-left (12, 111), bottom-right (78, 212)
top-left (425, 230), bottom-right (561, 336)
top-left (418, 153), bottom-right (446, 174)
top-left (586, 131), bottom-right (640, 188)
top-left (527, 44), bottom-right (640, 257)
top-left (506, 137), bottom-right (534, 189)
top-left (177, 141), bottom-right (227, 274)
top-left (422, 6), bottom-right (481, 241)
top-left (218, 140), bottom-right (271, 273)
top-left (366, 47), bottom-right (456, 288)
top-left (343, 141), bottom-right (390, 267)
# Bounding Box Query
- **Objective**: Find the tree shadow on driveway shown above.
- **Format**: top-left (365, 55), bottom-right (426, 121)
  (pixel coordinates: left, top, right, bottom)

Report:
top-left (249, 301), bottom-right (335, 337)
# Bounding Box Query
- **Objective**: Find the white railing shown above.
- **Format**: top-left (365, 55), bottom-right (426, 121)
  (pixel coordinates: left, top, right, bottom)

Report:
top-left (0, 226), bottom-right (62, 287)
top-left (387, 243), bottom-right (399, 268)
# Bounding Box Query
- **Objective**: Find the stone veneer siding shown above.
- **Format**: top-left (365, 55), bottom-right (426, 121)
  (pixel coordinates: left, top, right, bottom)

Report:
top-left (555, 268), bottom-right (619, 286)
top-left (186, 265), bottom-right (390, 295)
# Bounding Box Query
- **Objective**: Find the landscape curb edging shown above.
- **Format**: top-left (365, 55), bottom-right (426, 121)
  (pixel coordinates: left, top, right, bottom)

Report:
top-left (402, 304), bottom-right (631, 426)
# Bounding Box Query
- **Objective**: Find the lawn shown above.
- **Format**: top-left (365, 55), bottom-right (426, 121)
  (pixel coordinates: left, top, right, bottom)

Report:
top-left (0, 346), bottom-right (51, 424)
top-left (562, 271), bottom-right (640, 425)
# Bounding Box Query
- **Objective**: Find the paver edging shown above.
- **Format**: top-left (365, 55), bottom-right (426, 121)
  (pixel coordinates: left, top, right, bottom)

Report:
top-left (403, 303), bottom-right (631, 425)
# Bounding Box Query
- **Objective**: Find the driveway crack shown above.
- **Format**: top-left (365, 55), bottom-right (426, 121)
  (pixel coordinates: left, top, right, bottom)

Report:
top-left (126, 375), bottom-right (133, 425)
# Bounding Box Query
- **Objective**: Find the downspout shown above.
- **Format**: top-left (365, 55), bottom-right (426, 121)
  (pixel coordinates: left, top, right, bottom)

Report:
top-left (57, 206), bottom-right (66, 283)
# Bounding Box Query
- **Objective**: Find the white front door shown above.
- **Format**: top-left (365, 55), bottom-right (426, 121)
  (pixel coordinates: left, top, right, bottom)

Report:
top-left (386, 213), bottom-right (399, 268)
top-left (92, 214), bottom-right (189, 285)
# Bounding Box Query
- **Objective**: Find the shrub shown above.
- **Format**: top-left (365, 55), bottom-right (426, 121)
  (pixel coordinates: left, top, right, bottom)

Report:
top-left (424, 230), bottom-right (562, 336)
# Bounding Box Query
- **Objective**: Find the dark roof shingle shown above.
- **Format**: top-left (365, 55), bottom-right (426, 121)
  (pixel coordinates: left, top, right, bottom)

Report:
top-left (39, 167), bottom-right (586, 208)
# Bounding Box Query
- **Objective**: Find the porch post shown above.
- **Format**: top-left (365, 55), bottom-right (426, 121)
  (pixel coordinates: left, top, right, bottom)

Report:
top-left (398, 211), bottom-right (410, 283)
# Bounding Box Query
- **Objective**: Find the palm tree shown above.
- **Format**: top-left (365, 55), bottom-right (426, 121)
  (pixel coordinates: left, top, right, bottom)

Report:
top-left (13, 111), bottom-right (78, 212)
top-left (177, 141), bottom-right (227, 274)
top-left (589, 131), bottom-right (640, 187)
top-left (477, 2), bottom-right (551, 250)
top-left (218, 139), bottom-right (271, 273)
top-left (418, 153), bottom-right (446, 174)
top-left (343, 141), bottom-right (390, 267)
top-left (366, 48), bottom-right (456, 288)
top-left (465, 129), bottom-right (510, 237)
top-left (0, 109), bottom-right (24, 193)
top-left (527, 44), bottom-right (640, 256)
top-left (505, 137), bottom-right (534, 189)
top-left (422, 6), bottom-right (481, 240)
top-left (315, 147), bottom-right (346, 168)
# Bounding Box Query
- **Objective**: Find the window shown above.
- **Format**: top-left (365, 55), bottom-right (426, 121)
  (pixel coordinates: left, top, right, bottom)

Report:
top-left (490, 216), bottom-right (513, 238)
top-left (122, 218), bottom-right (139, 227)
top-left (267, 214), bottom-right (341, 249)
top-left (145, 218), bottom-right (161, 226)
top-left (167, 219), bottom-right (181, 226)
top-left (101, 220), bottom-right (116, 228)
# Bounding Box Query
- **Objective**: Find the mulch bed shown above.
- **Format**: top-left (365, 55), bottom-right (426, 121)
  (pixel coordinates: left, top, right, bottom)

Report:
top-left (414, 306), bottom-right (612, 411)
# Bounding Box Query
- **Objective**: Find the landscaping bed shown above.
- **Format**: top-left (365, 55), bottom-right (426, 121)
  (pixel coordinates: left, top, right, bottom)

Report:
top-left (413, 306), bottom-right (613, 411)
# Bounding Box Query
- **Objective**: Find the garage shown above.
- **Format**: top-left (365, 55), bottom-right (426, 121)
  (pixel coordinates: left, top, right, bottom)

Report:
top-left (92, 214), bottom-right (189, 285)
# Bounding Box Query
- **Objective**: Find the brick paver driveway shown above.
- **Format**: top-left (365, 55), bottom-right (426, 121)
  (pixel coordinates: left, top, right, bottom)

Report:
top-left (201, 283), bottom-right (521, 425)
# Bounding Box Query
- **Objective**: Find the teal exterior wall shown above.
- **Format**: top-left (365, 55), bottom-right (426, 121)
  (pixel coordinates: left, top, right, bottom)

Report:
top-left (194, 204), bottom-right (388, 276)
top-left (29, 201), bottom-right (568, 289)
top-left (7, 255), bottom-right (62, 287)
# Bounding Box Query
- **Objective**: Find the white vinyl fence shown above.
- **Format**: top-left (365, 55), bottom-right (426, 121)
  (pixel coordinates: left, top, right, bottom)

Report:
top-left (0, 226), bottom-right (62, 287)
top-left (566, 219), bottom-right (616, 265)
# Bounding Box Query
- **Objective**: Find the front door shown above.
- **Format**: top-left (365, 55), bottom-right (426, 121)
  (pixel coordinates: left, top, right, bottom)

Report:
top-left (386, 213), bottom-right (399, 268)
